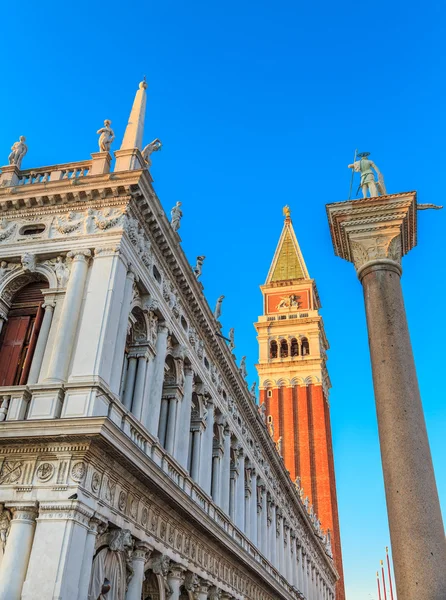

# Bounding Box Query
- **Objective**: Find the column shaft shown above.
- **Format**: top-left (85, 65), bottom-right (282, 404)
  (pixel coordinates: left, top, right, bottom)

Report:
top-left (0, 505), bottom-right (37, 600)
top-left (131, 355), bottom-right (147, 420)
top-left (123, 356), bottom-right (138, 410)
top-left (211, 455), bottom-right (221, 504)
top-left (250, 474), bottom-right (257, 546)
top-left (146, 325), bottom-right (169, 437)
top-left (27, 303), bottom-right (54, 384)
top-left (45, 251), bottom-right (90, 382)
top-left (175, 369), bottom-right (194, 466)
top-left (229, 473), bottom-right (236, 521)
top-left (125, 545), bottom-right (151, 600)
top-left (199, 401), bottom-right (214, 493)
top-left (362, 264), bottom-right (446, 599)
top-left (191, 429), bottom-right (201, 480)
top-left (158, 398), bottom-right (169, 445)
top-left (165, 398), bottom-right (178, 454)
top-left (221, 429), bottom-right (231, 513)
top-left (110, 268), bottom-right (135, 393)
top-left (235, 457), bottom-right (245, 531)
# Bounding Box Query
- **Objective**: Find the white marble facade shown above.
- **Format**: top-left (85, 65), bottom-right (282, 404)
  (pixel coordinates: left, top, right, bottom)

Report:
top-left (0, 84), bottom-right (337, 600)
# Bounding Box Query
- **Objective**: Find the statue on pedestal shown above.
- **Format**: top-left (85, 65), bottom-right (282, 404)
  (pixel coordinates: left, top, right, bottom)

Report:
top-left (8, 136), bottom-right (27, 168)
top-left (229, 327), bottom-right (235, 351)
top-left (193, 255), bottom-right (205, 279)
top-left (239, 355), bottom-right (247, 379)
top-left (348, 152), bottom-right (386, 198)
top-left (170, 202), bottom-right (182, 232)
top-left (142, 138), bottom-right (162, 167)
top-left (214, 295), bottom-right (224, 320)
top-left (97, 120), bottom-right (115, 152)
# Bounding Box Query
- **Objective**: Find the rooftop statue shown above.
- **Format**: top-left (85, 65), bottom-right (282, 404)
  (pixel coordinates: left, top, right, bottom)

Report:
top-left (8, 136), bottom-right (27, 168)
top-left (97, 120), bottom-right (115, 152)
top-left (142, 138), bottom-right (162, 167)
top-left (283, 205), bottom-right (291, 219)
top-left (214, 295), bottom-right (224, 320)
top-left (170, 202), bottom-right (182, 232)
top-left (193, 255), bottom-right (205, 279)
top-left (348, 151), bottom-right (386, 198)
top-left (239, 355), bottom-right (247, 379)
top-left (229, 327), bottom-right (235, 351)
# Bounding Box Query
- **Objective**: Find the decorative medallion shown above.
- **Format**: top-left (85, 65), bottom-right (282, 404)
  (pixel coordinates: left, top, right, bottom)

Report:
top-left (176, 532), bottom-right (182, 550)
top-left (91, 471), bottom-right (101, 493)
top-left (141, 507), bottom-right (148, 527)
top-left (36, 462), bottom-right (55, 482)
top-left (70, 462), bottom-right (86, 482)
top-left (130, 497), bottom-right (138, 519)
top-left (118, 491), bottom-right (127, 512)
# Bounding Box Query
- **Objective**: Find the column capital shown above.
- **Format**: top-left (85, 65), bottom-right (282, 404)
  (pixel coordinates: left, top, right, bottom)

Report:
top-left (67, 248), bottom-right (92, 262)
top-left (132, 541), bottom-right (153, 561)
top-left (326, 192), bottom-right (416, 277)
top-left (93, 246), bottom-right (121, 258)
top-left (158, 322), bottom-right (169, 336)
top-left (6, 502), bottom-right (38, 522)
top-left (37, 500), bottom-right (94, 528)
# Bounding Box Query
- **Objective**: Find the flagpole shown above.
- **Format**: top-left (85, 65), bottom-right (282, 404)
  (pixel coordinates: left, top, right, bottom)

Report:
top-left (386, 547), bottom-right (395, 600)
top-left (377, 572), bottom-right (382, 600)
top-left (381, 560), bottom-right (387, 600)
top-left (348, 148), bottom-right (357, 200)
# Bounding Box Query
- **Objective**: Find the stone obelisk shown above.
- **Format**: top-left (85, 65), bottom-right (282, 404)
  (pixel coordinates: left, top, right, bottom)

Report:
top-left (326, 191), bottom-right (446, 599)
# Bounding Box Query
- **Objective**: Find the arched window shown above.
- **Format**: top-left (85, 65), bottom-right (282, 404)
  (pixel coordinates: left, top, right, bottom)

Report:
top-left (301, 337), bottom-right (310, 356)
top-left (280, 339), bottom-right (288, 358)
top-left (0, 281), bottom-right (48, 386)
top-left (270, 340), bottom-right (278, 359)
top-left (290, 338), bottom-right (299, 357)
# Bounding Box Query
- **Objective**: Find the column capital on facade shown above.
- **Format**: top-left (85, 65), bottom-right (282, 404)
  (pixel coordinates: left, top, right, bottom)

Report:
top-left (184, 364), bottom-right (194, 378)
top-left (132, 541), bottom-right (153, 562)
top-left (89, 514), bottom-right (108, 535)
top-left (6, 501), bottom-right (39, 522)
top-left (37, 499), bottom-right (94, 528)
top-left (326, 192), bottom-right (416, 278)
top-left (93, 246), bottom-right (121, 258)
top-left (67, 248), bottom-right (92, 263)
top-left (167, 562), bottom-right (187, 581)
top-left (158, 322), bottom-right (169, 336)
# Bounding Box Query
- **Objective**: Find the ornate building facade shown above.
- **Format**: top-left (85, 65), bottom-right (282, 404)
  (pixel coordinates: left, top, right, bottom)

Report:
top-left (255, 213), bottom-right (345, 599)
top-left (0, 83), bottom-right (337, 600)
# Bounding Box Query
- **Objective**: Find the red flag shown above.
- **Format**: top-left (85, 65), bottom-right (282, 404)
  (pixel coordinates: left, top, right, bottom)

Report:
top-left (377, 571), bottom-right (382, 600)
top-left (381, 560), bottom-right (387, 600)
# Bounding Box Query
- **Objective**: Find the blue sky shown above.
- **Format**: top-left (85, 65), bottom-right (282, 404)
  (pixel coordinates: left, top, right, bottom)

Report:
top-left (2, 1), bottom-right (445, 597)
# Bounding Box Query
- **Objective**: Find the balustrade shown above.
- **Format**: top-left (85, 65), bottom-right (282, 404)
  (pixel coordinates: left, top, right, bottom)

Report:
top-left (16, 161), bottom-right (91, 186)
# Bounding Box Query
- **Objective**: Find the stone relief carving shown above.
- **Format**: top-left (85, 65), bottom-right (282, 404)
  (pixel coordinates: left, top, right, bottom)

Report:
top-left (89, 528), bottom-right (134, 600)
top-left (0, 504), bottom-right (12, 553)
top-left (36, 462), bottom-right (55, 482)
top-left (21, 252), bottom-right (36, 273)
top-left (0, 460), bottom-right (22, 484)
top-left (0, 219), bottom-right (17, 242)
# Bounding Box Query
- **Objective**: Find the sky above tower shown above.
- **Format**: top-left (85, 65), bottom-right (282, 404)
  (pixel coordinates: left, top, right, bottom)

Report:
top-left (1, 1), bottom-right (445, 597)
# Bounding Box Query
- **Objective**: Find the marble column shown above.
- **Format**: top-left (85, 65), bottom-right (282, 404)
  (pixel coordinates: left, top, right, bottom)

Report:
top-left (221, 424), bottom-right (231, 513)
top-left (199, 399), bottom-right (214, 493)
top-left (244, 474), bottom-right (251, 538)
top-left (158, 397), bottom-right (169, 446)
top-left (229, 468), bottom-right (237, 521)
top-left (211, 451), bottom-right (222, 505)
top-left (125, 543), bottom-right (152, 600)
top-left (285, 525), bottom-right (291, 584)
top-left (175, 366), bottom-right (194, 467)
top-left (146, 323), bottom-right (169, 437)
top-left (190, 428), bottom-right (201, 481)
top-left (165, 396), bottom-right (178, 454)
top-left (27, 301), bottom-right (55, 384)
top-left (21, 500), bottom-right (93, 600)
top-left (234, 449), bottom-right (245, 531)
top-left (195, 580), bottom-right (210, 600)
top-left (261, 488), bottom-right (268, 556)
top-left (110, 267), bottom-right (136, 393)
top-left (123, 356), bottom-right (138, 410)
top-left (327, 193), bottom-right (446, 600)
top-left (77, 517), bottom-right (107, 600)
top-left (270, 503), bottom-right (277, 567)
top-left (256, 485), bottom-right (263, 550)
top-left (250, 469), bottom-right (257, 546)
top-left (166, 564), bottom-right (186, 600)
top-left (0, 504), bottom-right (38, 600)
top-left (131, 353), bottom-right (149, 420)
top-left (45, 249), bottom-right (91, 383)
top-left (278, 513), bottom-right (285, 575)
top-left (140, 350), bottom-right (155, 428)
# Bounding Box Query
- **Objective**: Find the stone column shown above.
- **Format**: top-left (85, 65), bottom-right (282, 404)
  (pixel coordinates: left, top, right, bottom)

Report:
top-left (278, 512), bottom-right (285, 575)
top-left (0, 503), bottom-right (38, 600)
top-left (285, 524), bottom-right (291, 584)
top-left (250, 469), bottom-right (257, 546)
top-left (235, 449), bottom-right (245, 531)
top-left (140, 349), bottom-right (156, 428)
top-left (146, 323), bottom-right (169, 437)
top-left (195, 580), bottom-right (210, 600)
top-left (244, 469), bottom-right (251, 538)
top-left (190, 428), bottom-right (201, 481)
top-left (199, 398), bottom-right (214, 493)
top-left (125, 543), bottom-right (152, 600)
top-left (270, 503), bottom-right (277, 567)
top-left (110, 267), bottom-right (136, 393)
top-left (175, 366), bottom-right (194, 467)
top-left (165, 396), bottom-right (178, 454)
top-left (211, 451), bottom-right (222, 505)
top-left (221, 424), bottom-right (231, 513)
top-left (77, 517), bottom-right (107, 600)
top-left (45, 249), bottom-right (91, 383)
top-left (131, 353), bottom-right (149, 420)
top-left (229, 467), bottom-right (237, 521)
top-left (21, 500), bottom-right (94, 600)
top-left (166, 564), bottom-right (187, 600)
top-left (256, 485), bottom-right (263, 550)
top-left (27, 301), bottom-right (55, 384)
top-left (261, 488), bottom-right (268, 556)
top-left (123, 356), bottom-right (138, 410)
top-left (327, 192), bottom-right (446, 600)
top-left (158, 397), bottom-right (169, 445)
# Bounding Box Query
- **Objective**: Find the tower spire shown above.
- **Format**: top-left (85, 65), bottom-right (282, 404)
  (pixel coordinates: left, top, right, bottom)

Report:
top-left (114, 80), bottom-right (148, 172)
top-left (265, 206), bottom-right (309, 284)
top-left (120, 80), bottom-right (148, 150)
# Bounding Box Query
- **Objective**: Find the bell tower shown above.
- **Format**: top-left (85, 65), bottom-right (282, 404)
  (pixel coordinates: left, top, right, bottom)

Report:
top-left (255, 207), bottom-right (345, 599)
